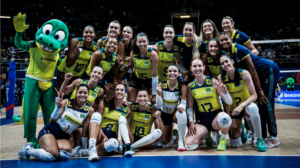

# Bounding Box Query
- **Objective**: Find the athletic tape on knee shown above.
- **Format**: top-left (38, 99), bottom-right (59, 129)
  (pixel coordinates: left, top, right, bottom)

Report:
top-left (217, 113), bottom-right (232, 128)
top-left (58, 150), bottom-right (70, 160)
top-left (176, 111), bottom-right (187, 125)
top-left (185, 143), bottom-right (199, 151)
top-left (39, 149), bottom-right (56, 161)
top-left (90, 112), bottom-right (102, 125)
top-left (230, 138), bottom-right (242, 148)
top-left (246, 103), bottom-right (259, 116)
top-left (104, 138), bottom-right (119, 152)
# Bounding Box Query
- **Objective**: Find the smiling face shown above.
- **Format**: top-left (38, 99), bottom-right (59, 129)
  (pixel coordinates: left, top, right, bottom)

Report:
top-left (203, 22), bottom-right (214, 35)
top-left (222, 19), bottom-right (234, 33)
top-left (122, 26), bottom-right (133, 41)
top-left (83, 26), bottom-right (95, 43)
top-left (220, 34), bottom-right (232, 50)
top-left (168, 65), bottom-right (179, 80)
top-left (191, 59), bottom-right (204, 77)
top-left (163, 27), bottom-right (175, 42)
top-left (136, 36), bottom-right (148, 52)
top-left (208, 40), bottom-right (220, 56)
top-left (115, 84), bottom-right (125, 99)
top-left (220, 56), bottom-right (235, 72)
top-left (90, 66), bottom-right (103, 82)
top-left (105, 37), bottom-right (118, 53)
top-left (108, 22), bottom-right (120, 37)
top-left (76, 86), bottom-right (89, 103)
top-left (35, 19), bottom-right (69, 53)
top-left (183, 24), bottom-right (194, 41)
top-left (137, 90), bottom-right (148, 106)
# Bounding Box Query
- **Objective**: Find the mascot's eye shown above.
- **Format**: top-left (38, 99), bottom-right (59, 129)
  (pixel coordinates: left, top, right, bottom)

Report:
top-left (55, 31), bottom-right (66, 41)
top-left (42, 24), bottom-right (53, 35)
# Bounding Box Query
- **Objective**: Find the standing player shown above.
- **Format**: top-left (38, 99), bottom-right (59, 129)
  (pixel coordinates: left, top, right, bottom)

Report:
top-left (127, 32), bottom-right (159, 108)
top-left (218, 54), bottom-right (267, 151)
top-left (185, 58), bottom-right (232, 151)
top-left (222, 16), bottom-right (258, 55)
top-left (154, 25), bottom-right (178, 83)
top-left (57, 25), bottom-right (98, 89)
top-left (219, 32), bottom-right (280, 148)
top-left (155, 65), bottom-right (187, 151)
top-left (174, 22), bottom-right (207, 83)
top-left (120, 26), bottom-right (134, 85)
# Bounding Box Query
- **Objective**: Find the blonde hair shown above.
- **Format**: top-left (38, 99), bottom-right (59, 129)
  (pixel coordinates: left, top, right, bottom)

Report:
top-left (183, 22), bottom-right (200, 59)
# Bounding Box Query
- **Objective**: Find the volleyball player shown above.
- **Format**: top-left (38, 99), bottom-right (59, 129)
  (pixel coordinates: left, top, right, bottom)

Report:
top-left (199, 19), bottom-right (220, 51)
top-left (218, 54), bottom-right (267, 151)
top-left (185, 58), bottom-right (232, 151)
top-left (219, 32), bottom-right (280, 148)
top-left (155, 64), bottom-right (187, 151)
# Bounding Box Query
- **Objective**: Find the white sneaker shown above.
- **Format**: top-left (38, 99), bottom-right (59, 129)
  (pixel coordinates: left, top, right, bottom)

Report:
top-left (18, 143), bottom-right (33, 159)
top-left (78, 149), bottom-right (89, 156)
top-left (246, 130), bottom-right (253, 143)
top-left (155, 139), bottom-right (163, 148)
top-left (212, 131), bottom-right (220, 145)
top-left (177, 141), bottom-right (186, 151)
top-left (124, 144), bottom-right (134, 157)
top-left (252, 134), bottom-right (257, 147)
top-left (265, 136), bottom-right (280, 148)
top-left (70, 146), bottom-right (81, 157)
top-left (88, 145), bottom-right (99, 162)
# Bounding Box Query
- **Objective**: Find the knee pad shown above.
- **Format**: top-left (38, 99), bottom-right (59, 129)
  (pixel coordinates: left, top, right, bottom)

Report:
top-left (151, 129), bottom-right (162, 140)
top-left (90, 112), bottom-right (102, 125)
top-left (176, 111), bottom-right (187, 125)
top-left (58, 150), bottom-right (70, 160)
top-left (104, 138), bottom-right (119, 152)
top-left (39, 150), bottom-right (56, 162)
top-left (217, 112), bottom-right (232, 128)
top-left (185, 143), bottom-right (199, 151)
top-left (118, 115), bottom-right (127, 125)
top-left (246, 103), bottom-right (259, 117)
top-left (230, 138), bottom-right (242, 148)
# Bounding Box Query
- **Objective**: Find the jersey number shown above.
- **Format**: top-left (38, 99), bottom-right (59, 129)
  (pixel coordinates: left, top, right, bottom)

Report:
top-left (135, 126), bottom-right (145, 135)
top-left (138, 73), bottom-right (147, 79)
top-left (166, 107), bottom-right (174, 114)
top-left (235, 97), bottom-right (242, 107)
top-left (74, 63), bottom-right (85, 73)
top-left (163, 67), bottom-right (168, 77)
top-left (104, 124), bottom-right (114, 131)
top-left (201, 103), bottom-right (213, 112)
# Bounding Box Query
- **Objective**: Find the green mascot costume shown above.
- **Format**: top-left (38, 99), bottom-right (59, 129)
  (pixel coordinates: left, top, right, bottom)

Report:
top-left (13, 13), bottom-right (69, 148)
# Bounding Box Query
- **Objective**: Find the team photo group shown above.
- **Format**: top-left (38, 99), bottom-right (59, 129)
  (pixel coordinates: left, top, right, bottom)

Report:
top-left (13, 11), bottom-right (280, 162)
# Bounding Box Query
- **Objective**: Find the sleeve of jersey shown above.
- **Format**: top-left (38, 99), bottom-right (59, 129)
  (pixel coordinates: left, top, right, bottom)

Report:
top-left (240, 32), bottom-right (251, 46)
top-left (237, 45), bottom-right (250, 61)
top-left (199, 40), bottom-right (207, 54)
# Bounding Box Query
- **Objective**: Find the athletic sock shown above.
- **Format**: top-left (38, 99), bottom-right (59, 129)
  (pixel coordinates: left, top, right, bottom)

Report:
top-left (89, 138), bottom-right (96, 148)
top-left (132, 129), bottom-right (162, 149)
top-left (220, 133), bottom-right (227, 139)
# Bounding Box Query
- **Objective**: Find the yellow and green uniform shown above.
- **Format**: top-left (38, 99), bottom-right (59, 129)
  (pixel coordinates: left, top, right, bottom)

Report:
top-left (101, 105), bottom-right (129, 133)
top-left (122, 42), bottom-right (131, 66)
top-left (231, 29), bottom-right (251, 46)
top-left (206, 52), bottom-right (222, 79)
top-left (57, 37), bottom-right (98, 77)
top-left (190, 76), bottom-right (222, 113)
top-left (133, 47), bottom-right (153, 80)
top-left (222, 69), bottom-right (250, 112)
top-left (70, 79), bottom-right (101, 106)
top-left (85, 48), bottom-right (117, 77)
top-left (27, 41), bottom-right (60, 81)
top-left (100, 37), bottom-right (122, 53)
top-left (156, 41), bottom-right (178, 82)
top-left (130, 103), bottom-right (154, 137)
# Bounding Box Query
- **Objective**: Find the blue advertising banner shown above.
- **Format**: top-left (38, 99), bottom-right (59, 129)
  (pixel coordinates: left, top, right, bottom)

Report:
top-left (6, 61), bottom-right (16, 119)
top-left (278, 91), bottom-right (300, 100)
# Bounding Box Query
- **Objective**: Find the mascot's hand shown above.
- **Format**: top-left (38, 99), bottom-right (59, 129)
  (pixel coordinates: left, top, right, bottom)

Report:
top-left (13, 13), bottom-right (30, 32)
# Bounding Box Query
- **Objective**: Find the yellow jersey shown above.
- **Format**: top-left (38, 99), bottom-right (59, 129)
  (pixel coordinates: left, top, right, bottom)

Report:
top-left (190, 76), bottom-right (222, 113)
top-left (130, 103), bottom-right (154, 137)
top-left (133, 47), bottom-right (153, 79)
top-left (70, 79), bottom-right (101, 106)
top-left (222, 69), bottom-right (250, 111)
top-left (100, 105), bottom-right (129, 133)
top-left (156, 41), bottom-right (178, 82)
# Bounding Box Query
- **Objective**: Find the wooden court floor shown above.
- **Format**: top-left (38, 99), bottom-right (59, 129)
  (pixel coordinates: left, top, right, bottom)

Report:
top-left (1, 101), bottom-right (300, 160)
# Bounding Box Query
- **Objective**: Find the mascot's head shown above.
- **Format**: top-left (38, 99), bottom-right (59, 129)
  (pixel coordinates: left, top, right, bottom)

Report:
top-left (35, 19), bottom-right (69, 54)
